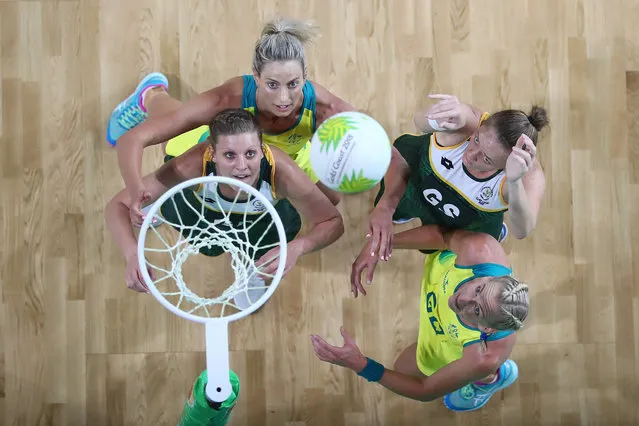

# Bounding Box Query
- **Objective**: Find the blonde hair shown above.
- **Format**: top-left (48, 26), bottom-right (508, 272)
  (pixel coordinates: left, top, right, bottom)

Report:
top-left (252, 17), bottom-right (319, 76)
top-left (485, 276), bottom-right (530, 331)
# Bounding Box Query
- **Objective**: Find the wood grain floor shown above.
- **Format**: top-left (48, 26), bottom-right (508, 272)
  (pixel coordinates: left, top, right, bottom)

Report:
top-left (2, 0), bottom-right (639, 424)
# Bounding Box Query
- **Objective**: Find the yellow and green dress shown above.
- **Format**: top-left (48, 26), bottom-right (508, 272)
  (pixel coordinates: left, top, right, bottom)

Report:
top-left (416, 250), bottom-right (514, 376)
top-left (164, 75), bottom-right (319, 182)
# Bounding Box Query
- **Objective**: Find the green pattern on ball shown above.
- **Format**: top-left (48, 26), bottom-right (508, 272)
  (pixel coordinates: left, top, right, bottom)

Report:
top-left (338, 169), bottom-right (378, 193)
top-left (316, 116), bottom-right (358, 153)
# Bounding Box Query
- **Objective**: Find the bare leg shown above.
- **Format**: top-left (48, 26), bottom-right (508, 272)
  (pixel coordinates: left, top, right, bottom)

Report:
top-left (316, 181), bottom-right (342, 206)
top-left (142, 87), bottom-right (183, 152)
top-left (137, 87), bottom-right (185, 227)
top-left (394, 342), bottom-right (427, 379)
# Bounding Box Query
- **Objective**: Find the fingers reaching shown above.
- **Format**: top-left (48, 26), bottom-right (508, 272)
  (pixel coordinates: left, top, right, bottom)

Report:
top-left (340, 326), bottom-right (356, 346)
top-left (310, 327), bottom-right (362, 370)
top-left (138, 190), bottom-right (151, 205)
top-left (367, 210), bottom-right (393, 261)
top-left (515, 134), bottom-right (535, 154)
top-left (130, 209), bottom-right (145, 227)
top-left (427, 105), bottom-right (460, 121)
top-left (350, 261), bottom-right (368, 298)
top-left (128, 271), bottom-right (149, 293)
top-left (256, 248), bottom-right (285, 276)
top-left (369, 228), bottom-right (381, 256)
top-left (351, 256), bottom-right (381, 298)
top-left (378, 228), bottom-right (392, 261)
top-left (310, 335), bottom-right (336, 362)
top-left (130, 189), bottom-right (152, 226)
top-left (439, 121), bottom-right (461, 131)
top-left (511, 148), bottom-right (532, 168)
top-left (365, 258), bottom-right (378, 286)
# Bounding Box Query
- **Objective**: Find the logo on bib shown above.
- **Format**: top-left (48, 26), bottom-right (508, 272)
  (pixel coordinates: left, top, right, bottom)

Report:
top-left (441, 156), bottom-right (454, 170)
top-left (252, 199), bottom-right (266, 212)
top-left (447, 324), bottom-right (459, 340)
top-left (475, 186), bottom-right (494, 206)
top-left (288, 133), bottom-right (304, 145)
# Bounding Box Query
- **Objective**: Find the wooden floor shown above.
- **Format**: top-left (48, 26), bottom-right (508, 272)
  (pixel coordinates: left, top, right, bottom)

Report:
top-left (2, 0), bottom-right (639, 424)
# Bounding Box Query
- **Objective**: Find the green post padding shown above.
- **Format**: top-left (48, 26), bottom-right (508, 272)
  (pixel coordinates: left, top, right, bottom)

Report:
top-left (178, 370), bottom-right (240, 426)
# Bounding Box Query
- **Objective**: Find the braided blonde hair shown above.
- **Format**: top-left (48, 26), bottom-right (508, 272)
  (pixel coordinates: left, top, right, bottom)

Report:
top-left (485, 276), bottom-right (530, 331)
top-left (252, 17), bottom-right (320, 77)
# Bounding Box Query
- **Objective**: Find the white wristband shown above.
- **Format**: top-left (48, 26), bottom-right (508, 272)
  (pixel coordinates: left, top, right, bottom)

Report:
top-left (428, 118), bottom-right (444, 131)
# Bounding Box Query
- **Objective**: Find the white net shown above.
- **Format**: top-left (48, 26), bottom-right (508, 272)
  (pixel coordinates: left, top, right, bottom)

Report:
top-left (137, 176), bottom-right (288, 322)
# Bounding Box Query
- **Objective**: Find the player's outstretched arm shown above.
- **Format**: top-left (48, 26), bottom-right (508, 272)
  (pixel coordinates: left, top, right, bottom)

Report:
top-left (256, 146), bottom-right (345, 277)
top-left (105, 144), bottom-right (206, 292)
top-left (116, 77), bottom-right (243, 224)
top-left (391, 225), bottom-right (509, 267)
top-left (364, 145), bottom-right (410, 262)
top-left (311, 325), bottom-right (515, 402)
top-left (351, 226), bottom-right (508, 297)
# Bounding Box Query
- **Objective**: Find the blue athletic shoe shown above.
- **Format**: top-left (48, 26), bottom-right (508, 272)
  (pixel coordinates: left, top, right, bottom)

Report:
top-left (443, 359), bottom-right (518, 412)
top-left (498, 222), bottom-right (509, 243)
top-left (106, 72), bottom-right (168, 146)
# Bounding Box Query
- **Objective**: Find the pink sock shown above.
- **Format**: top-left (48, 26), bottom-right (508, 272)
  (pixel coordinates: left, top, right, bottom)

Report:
top-left (139, 85), bottom-right (166, 112)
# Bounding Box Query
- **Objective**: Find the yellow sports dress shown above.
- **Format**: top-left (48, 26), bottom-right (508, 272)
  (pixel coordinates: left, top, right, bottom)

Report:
top-left (165, 75), bottom-right (319, 183)
top-left (241, 75), bottom-right (318, 182)
top-left (416, 250), bottom-right (514, 376)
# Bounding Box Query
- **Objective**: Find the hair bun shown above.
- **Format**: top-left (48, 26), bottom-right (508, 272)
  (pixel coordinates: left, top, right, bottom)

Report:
top-left (527, 106), bottom-right (549, 132)
top-left (260, 17), bottom-right (319, 44)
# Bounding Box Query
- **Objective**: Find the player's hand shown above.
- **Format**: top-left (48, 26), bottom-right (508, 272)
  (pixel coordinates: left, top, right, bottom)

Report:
top-left (129, 187), bottom-right (152, 227)
top-left (255, 240), bottom-right (303, 278)
top-left (310, 326), bottom-right (368, 372)
top-left (350, 239), bottom-right (381, 298)
top-left (125, 253), bottom-right (153, 293)
top-left (505, 134), bottom-right (536, 183)
top-left (424, 94), bottom-right (467, 132)
top-left (366, 205), bottom-right (394, 261)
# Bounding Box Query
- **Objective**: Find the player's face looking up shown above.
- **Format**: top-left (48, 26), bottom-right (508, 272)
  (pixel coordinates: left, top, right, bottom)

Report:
top-left (254, 60), bottom-right (305, 118)
top-left (463, 127), bottom-right (511, 172)
top-left (448, 277), bottom-right (501, 329)
top-left (211, 132), bottom-right (264, 191)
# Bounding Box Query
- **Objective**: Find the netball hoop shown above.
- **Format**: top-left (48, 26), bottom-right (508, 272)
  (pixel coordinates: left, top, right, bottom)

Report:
top-left (136, 175), bottom-right (287, 403)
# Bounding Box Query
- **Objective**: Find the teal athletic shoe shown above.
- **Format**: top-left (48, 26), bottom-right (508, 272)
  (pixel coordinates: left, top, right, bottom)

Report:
top-left (443, 359), bottom-right (518, 412)
top-left (106, 72), bottom-right (168, 146)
